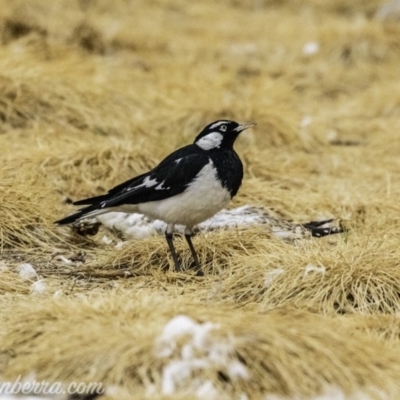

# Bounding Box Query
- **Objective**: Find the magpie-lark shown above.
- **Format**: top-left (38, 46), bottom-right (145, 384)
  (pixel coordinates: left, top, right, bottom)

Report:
top-left (55, 120), bottom-right (255, 274)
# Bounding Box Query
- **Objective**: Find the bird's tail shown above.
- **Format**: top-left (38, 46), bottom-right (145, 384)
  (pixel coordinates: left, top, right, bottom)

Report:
top-left (55, 205), bottom-right (104, 225)
top-left (73, 194), bottom-right (106, 206)
top-left (55, 211), bottom-right (86, 225)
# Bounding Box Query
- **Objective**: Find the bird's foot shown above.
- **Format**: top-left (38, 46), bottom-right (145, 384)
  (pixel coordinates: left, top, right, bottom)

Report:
top-left (171, 258), bottom-right (204, 276)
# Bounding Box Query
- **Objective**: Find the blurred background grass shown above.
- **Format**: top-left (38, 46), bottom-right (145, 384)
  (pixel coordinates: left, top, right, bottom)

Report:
top-left (1, 0), bottom-right (400, 398)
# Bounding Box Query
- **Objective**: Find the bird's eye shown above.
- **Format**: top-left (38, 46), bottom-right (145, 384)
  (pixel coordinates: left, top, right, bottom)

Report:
top-left (220, 125), bottom-right (227, 132)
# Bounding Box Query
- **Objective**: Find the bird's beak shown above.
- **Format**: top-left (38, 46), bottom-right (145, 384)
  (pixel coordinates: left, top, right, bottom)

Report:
top-left (234, 122), bottom-right (256, 132)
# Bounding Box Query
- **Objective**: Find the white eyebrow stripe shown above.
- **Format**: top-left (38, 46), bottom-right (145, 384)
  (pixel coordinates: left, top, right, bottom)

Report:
top-left (210, 121), bottom-right (229, 129)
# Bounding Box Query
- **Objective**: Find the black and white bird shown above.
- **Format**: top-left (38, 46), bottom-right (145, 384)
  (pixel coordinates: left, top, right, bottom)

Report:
top-left (56, 120), bottom-right (256, 274)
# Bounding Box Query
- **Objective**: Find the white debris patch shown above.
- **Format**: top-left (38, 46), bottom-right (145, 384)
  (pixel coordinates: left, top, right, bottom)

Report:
top-left (30, 280), bottom-right (46, 295)
top-left (115, 241), bottom-right (126, 249)
top-left (53, 289), bottom-right (63, 298)
top-left (101, 235), bottom-right (113, 245)
top-left (198, 205), bottom-right (268, 231)
top-left (91, 205), bottom-right (340, 242)
top-left (52, 255), bottom-right (73, 265)
top-left (0, 260), bottom-right (9, 272)
top-left (195, 380), bottom-right (220, 400)
top-left (157, 315), bottom-right (220, 361)
top-left (96, 212), bottom-right (156, 240)
top-left (96, 205), bottom-right (285, 239)
top-left (152, 219), bottom-right (170, 234)
top-left (301, 115), bottom-right (313, 128)
top-left (302, 41), bottom-right (320, 56)
top-left (16, 263), bottom-right (37, 281)
top-left (155, 315), bottom-right (249, 397)
top-left (264, 268), bottom-right (285, 287)
top-left (304, 264), bottom-right (326, 277)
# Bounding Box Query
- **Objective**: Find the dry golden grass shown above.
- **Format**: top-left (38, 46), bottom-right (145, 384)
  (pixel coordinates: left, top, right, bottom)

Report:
top-left (3, 296), bottom-right (400, 399)
top-left (1, 0), bottom-right (400, 398)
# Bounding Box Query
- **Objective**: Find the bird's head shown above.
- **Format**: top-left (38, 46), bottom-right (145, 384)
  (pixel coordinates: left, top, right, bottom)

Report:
top-left (194, 120), bottom-right (256, 150)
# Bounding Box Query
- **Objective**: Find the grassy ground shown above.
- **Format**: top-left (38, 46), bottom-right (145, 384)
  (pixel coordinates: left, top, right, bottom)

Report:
top-left (1, 0), bottom-right (400, 398)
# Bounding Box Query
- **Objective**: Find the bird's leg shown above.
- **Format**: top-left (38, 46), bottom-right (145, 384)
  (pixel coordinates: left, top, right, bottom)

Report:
top-left (184, 227), bottom-right (204, 276)
top-left (165, 224), bottom-right (181, 271)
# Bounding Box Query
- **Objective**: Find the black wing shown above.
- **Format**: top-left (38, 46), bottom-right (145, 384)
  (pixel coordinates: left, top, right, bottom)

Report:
top-left (74, 145), bottom-right (205, 206)
top-left (56, 145), bottom-right (210, 225)
top-left (100, 147), bottom-right (209, 208)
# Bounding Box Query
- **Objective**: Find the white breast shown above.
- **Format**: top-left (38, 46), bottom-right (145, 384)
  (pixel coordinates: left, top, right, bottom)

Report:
top-left (137, 160), bottom-right (231, 228)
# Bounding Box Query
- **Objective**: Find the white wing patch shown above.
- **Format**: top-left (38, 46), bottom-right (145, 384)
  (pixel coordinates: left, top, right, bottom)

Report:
top-left (143, 176), bottom-right (158, 187)
top-left (195, 132), bottom-right (223, 150)
top-left (127, 176), bottom-right (158, 192)
top-left (210, 121), bottom-right (229, 129)
top-left (155, 181), bottom-right (170, 190)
